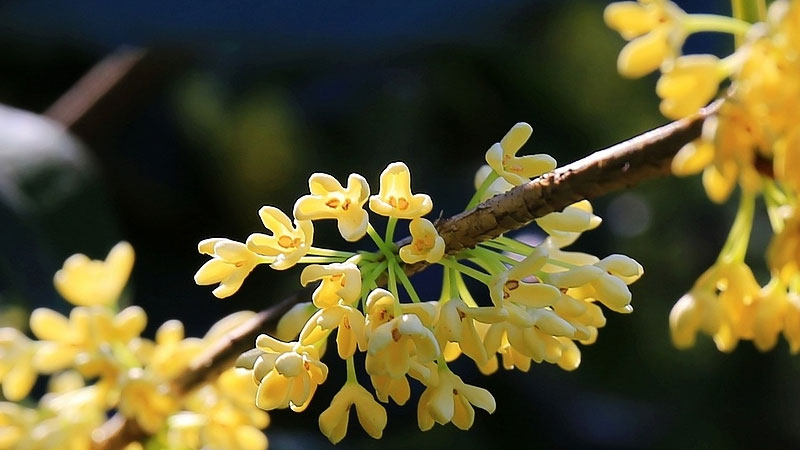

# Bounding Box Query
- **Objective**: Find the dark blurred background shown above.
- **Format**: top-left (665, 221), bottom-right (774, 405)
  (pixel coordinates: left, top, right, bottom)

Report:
top-left (1, 0), bottom-right (796, 449)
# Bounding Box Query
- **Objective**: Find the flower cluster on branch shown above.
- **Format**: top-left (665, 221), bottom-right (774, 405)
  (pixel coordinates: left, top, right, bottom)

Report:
top-left (195, 123), bottom-right (643, 443)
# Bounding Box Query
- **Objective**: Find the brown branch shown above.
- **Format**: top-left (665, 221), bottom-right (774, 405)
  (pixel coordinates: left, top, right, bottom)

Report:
top-left (91, 102), bottom-right (720, 450)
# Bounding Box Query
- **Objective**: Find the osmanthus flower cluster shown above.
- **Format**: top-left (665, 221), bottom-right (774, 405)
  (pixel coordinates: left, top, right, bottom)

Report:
top-left (0, 243), bottom-right (270, 450)
top-left (195, 122), bottom-right (643, 443)
top-left (607, 0), bottom-right (800, 353)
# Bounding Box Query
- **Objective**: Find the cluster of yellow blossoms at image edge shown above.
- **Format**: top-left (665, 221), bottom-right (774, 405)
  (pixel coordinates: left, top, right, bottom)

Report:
top-left (0, 243), bottom-right (270, 450)
top-left (194, 120), bottom-right (643, 443)
top-left (607, 0), bottom-right (800, 353)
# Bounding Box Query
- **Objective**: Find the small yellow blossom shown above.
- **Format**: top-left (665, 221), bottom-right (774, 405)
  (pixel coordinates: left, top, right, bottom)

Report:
top-left (417, 367), bottom-right (495, 431)
top-left (369, 162), bottom-right (433, 219)
top-left (366, 313), bottom-right (439, 379)
top-left (30, 305), bottom-right (147, 374)
top-left (363, 290), bottom-right (438, 379)
top-left (148, 320), bottom-right (205, 380)
top-left (656, 54), bottom-right (724, 119)
top-left (318, 382), bottom-right (387, 443)
top-left (300, 304), bottom-right (367, 358)
top-left (548, 255), bottom-right (643, 313)
top-left (399, 218), bottom-right (445, 264)
top-left (294, 173), bottom-right (371, 242)
top-left (669, 261), bottom-right (761, 352)
top-left (54, 241), bottom-right (134, 307)
top-left (0, 328), bottom-right (36, 401)
top-left (300, 263), bottom-right (362, 308)
top-left (605, 0), bottom-right (686, 78)
top-left (118, 368), bottom-right (178, 433)
top-left (195, 238), bottom-right (261, 298)
top-left (247, 206), bottom-right (313, 270)
top-left (275, 302), bottom-right (316, 341)
top-left (435, 299), bottom-right (507, 366)
top-left (485, 123), bottom-right (556, 186)
top-left (473, 165), bottom-right (514, 201)
top-left (252, 335), bottom-right (328, 412)
top-left (489, 248), bottom-right (562, 312)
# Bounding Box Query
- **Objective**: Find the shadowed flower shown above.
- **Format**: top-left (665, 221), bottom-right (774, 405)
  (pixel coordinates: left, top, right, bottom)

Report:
top-left (318, 382), bottom-right (387, 444)
top-left (399, 218), bottom-right (445, 264)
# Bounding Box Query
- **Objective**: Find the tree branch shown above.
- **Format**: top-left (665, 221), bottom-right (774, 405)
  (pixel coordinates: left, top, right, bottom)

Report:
top-left (91, 102), bottom-right (720, 449)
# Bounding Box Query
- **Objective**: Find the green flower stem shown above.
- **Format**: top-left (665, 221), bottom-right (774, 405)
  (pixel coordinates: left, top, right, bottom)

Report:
top-left (439, 266), bottom-right (452, 302)
top-left (684, 14), bottom-right (752, 35)
top-left (494, 236), bottom-right (536, 254)
top-left (296, 256), bottom-right (348, 264)
top-left (385, 216), bottom-right (398, 246)
top-left (718, 189), bottom-right (756, 264)
top-left (764, 181), bottom-right (788, 233)
top-left (731, 0), bottom-right (766, 24)
top-left (367, 224), bottom-right (396, 259)
top-left (307, 247), bottom-right (355, 258)
top-left (387, 261), bottom-right (403, 316)
top-left (479, 240), bottom-right (519, 254)
top-left (466, 170), bottom-right (499, 210)
top-left (346, 356), bottom-right (357, 383)
top-left (392, 259), bottom-right (422, 303)
top-left (471, 246), bottom-right (517, 266)
top-left (455, 272), bottom-right (479, 308)
top-left (449, 267), bottom-right (459, 300)
top-left (437, 257), bottom-right (491, 285)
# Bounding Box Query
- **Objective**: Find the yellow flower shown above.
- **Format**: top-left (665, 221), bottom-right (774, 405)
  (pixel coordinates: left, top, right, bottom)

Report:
top-left (148, 319), bottom-right (205, 379)
top-left (485, 123), bottom-right (556, 186)
top-left (536, 200), bottom-right (601, 248)
top-left (195, 238), bottom-right (261, 298)
top-left (669, 261), bottom-right (761, 352)
top-left (417, 367), bottom-right (495, 431)
top-left (300, 304), bottom-right (367, 358)
top-left (118, 368), bottom-right (178, 433)
top-left (246, 206), bottom-right (313, 270)
top-left (605, 0), bottom-right (685, 78)
top-left (669, 290), bottom-right (722, 349)
top-left (364, 288), bottom-right (438, 333)
top-left (548, 255), bottom-right (643, 313)
top-left (366, 313), bottom-right (439, 379)
top-left (29, 305), bottom-right (147, 374)
top-left (473, 165), bottom-right (514, 202)
top-left (294, 173), bottom-right (370, 242)
top-left (0, 328), bottom-right (36, 401)
top-left (0, 402), bottom-right (36, 449)
top-left (369, 162), bottom-right (432, 218)
top-left (54, 241), bottom-right (134, 307)
top-left (300, 263), bottom-right (362, 308)
top-left (275, 302), bottom-right (316, 341)
top-left (318, 382), bottom-right (387, 444)
top-left (489, 248), bottom-right (563, 313)
top-left (399, 218), bottom-right (445, 264)
top-left (434, 299), bottom-right (507, 366)
top-left (251, 335), bottom-right (328, 412)
top-left (672, 139), bottom-right (715, 176)
top-left (657, 55), bottom-right (724, 119)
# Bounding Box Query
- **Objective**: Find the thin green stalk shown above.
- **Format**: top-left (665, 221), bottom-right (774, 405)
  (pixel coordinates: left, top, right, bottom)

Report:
top-left (387, 261), bottom-right (402, 316)
top-left (439, 267), bottom-right (452, 302)
top-left (307, 247), bottom-right (355, 258)
top-left (346, 356), bottom-right (357, 383)
top-left (385, 217), bottom-right (398, 246)
top-left (466, 170), bottom-right (499, 210)
top-left (718, 190), bottom-right (756, 264)
top-left (437, 257), bottom-right (491, 285)
top-left (449, 267), bottom-right (459, 300)
top-left (455, 272), bottom-right (479, 307)
top-left (296, 256), bottom-right (348, 264)
top-left (392, 259), bottom-right (422, 303)
top-left (495, 236), bottom-right (536, 254)
top-left (471, 246), bottom-right (518, 266)
top-left (684, 14), bottom-right (752, 35)
top-left (367, 224), bottom-right (396, 260)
